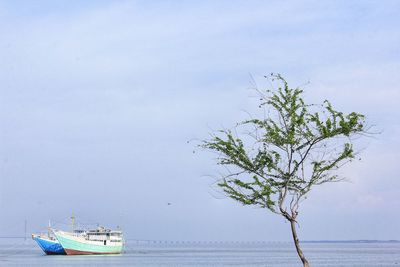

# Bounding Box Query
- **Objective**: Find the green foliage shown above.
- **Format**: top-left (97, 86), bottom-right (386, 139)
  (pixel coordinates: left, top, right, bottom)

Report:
top-left (202, 74), bottom-right (366, 220)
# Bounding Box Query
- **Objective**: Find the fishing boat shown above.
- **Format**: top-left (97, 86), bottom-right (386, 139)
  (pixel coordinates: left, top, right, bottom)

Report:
top-left (32, 233), bottom-right (66, 255)
top-left (53, 227), bottom-right (124, 255)
top-left (32, 222), bottom-right (66, 255)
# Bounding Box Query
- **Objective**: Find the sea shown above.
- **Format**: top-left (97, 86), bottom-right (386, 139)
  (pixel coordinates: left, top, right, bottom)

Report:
top-left (1, 239), bottom-right (399, 266)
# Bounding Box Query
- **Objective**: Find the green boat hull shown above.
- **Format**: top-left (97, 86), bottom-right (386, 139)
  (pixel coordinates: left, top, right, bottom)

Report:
top-left (54, 232), bottom-right (123, 255)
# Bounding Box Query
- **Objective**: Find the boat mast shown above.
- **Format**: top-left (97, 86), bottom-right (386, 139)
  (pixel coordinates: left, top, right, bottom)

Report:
top-left (48, 219), bottom-right (51, 238)
top-left (71, 213), bottom-right (75, 232)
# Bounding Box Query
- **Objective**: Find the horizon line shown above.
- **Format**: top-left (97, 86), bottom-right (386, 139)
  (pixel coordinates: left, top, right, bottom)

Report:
top-left (1, 236), bottom-right (398, 243)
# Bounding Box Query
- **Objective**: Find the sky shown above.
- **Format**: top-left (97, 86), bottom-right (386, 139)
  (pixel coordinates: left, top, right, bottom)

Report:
top-left (0, 0), bottom-right (399, 242)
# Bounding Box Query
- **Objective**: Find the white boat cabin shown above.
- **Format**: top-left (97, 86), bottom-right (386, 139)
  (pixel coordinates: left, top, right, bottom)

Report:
top-left (84, 227), bottom-right (123, 244)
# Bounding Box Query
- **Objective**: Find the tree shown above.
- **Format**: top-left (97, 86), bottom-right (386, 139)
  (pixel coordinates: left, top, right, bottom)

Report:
top-left (201, 74), bottom-right (367, 267)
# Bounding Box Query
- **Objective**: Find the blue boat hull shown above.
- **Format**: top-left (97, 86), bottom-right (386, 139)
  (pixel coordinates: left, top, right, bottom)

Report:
top-left (33, 236), bottom-right (66, 255)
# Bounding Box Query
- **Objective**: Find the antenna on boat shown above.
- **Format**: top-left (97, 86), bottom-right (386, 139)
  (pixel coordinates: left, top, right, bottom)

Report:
top-left (24, 219), bottom-right (27, 241)
top-left (71, 213), bottom-right (75, 232)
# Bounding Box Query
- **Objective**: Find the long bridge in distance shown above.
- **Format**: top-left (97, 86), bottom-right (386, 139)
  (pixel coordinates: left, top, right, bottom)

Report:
top-left (1, 236), bottom-right (398, 244)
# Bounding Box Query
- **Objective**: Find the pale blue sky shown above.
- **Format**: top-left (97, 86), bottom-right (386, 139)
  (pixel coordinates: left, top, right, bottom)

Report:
top-left (0, 0), bottom-right (399, 241)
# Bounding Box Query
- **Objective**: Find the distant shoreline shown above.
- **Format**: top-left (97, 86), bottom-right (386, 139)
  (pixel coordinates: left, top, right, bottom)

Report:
top-left (302, 240), bottom-right (400, 243)
top-left (1, 237), bottom-right (399, 244)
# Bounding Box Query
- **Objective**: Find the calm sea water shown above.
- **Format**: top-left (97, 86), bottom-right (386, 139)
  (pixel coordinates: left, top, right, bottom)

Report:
top-left (0, 239), bottom-right (399, 266)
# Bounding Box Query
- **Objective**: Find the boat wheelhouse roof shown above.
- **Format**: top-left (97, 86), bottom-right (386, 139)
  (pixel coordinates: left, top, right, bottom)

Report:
top-left (86, 227), bottom-right (122, 234)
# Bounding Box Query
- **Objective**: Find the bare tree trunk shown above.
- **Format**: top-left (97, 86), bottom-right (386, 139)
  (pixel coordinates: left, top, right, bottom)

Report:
top-left (290, 219), bottom-right (310, 267)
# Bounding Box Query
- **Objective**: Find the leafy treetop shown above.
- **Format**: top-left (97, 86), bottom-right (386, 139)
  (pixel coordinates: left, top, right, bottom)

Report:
top-left (202, 74), bottom-right (366, 221)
